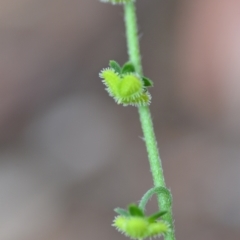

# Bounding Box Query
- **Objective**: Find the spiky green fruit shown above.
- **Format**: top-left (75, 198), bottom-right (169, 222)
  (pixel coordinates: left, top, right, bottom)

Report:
top-left (99, 67), bottom-right (151, 107)
top-left (113, 215), bottom-right (169, 240)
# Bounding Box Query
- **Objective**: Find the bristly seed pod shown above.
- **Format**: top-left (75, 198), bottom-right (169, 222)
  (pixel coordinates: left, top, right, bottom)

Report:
top-left (99, 61), bottom-right (153, 107)
top-left (113, 215), bottom-right (169, 240)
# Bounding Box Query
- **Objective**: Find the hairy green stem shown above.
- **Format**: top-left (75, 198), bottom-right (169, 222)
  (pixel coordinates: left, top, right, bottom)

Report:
top-left (123, 2), bottom-right (175, 240)
top-left (139, 186), bottom-right (171, 212)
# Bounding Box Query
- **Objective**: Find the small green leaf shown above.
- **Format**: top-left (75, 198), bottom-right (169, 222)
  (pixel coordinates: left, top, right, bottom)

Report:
top-left (109, 60), bottom-right (122, 74)
top-left (142, 76), bottom-right (153, 87)
top-left (128, 204), bottom-right (144, 217)
top-left (121, 62), bottom-right (135, 74)
top-left (147, 211), bottom-right (167, 223)
top-left (114, 208), bottom-right (130, 217)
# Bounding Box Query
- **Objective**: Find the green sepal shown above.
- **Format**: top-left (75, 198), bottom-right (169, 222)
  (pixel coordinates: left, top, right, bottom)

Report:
top-left (128, 204), bottom-right (144, 217)
top-left (121, 62), bottom-right (135, 74)
top-left (142, 76), bottom-right (153, 87)
top-left (109, 60), bottom-right (122, 74)
top-left (114, 208), bottom-right (130, 217)
top-left (147, 211), bottom-right (167, 223)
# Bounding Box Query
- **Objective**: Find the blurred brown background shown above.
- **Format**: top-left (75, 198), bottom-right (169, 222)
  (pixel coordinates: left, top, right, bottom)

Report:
top-left (1, 0), bottom-right (240, 239)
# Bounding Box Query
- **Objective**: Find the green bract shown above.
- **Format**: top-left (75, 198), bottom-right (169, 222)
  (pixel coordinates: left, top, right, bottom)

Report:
top-left (99, 61), bottom-right (153, 107)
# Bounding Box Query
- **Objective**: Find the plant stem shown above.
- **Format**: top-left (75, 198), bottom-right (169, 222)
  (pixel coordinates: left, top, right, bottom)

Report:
top-left (123, 2), bottom-right (175, 240)
top-left (139, 186), bottom-right (171, 212)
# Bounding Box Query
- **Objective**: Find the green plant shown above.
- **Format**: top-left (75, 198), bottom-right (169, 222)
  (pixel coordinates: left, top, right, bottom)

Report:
top-left (99, 0), bottom-right (175, 239)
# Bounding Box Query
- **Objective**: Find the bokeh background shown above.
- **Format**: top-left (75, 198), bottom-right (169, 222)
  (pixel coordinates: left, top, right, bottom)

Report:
top-left (1, 0), bottom-right (240, 239)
